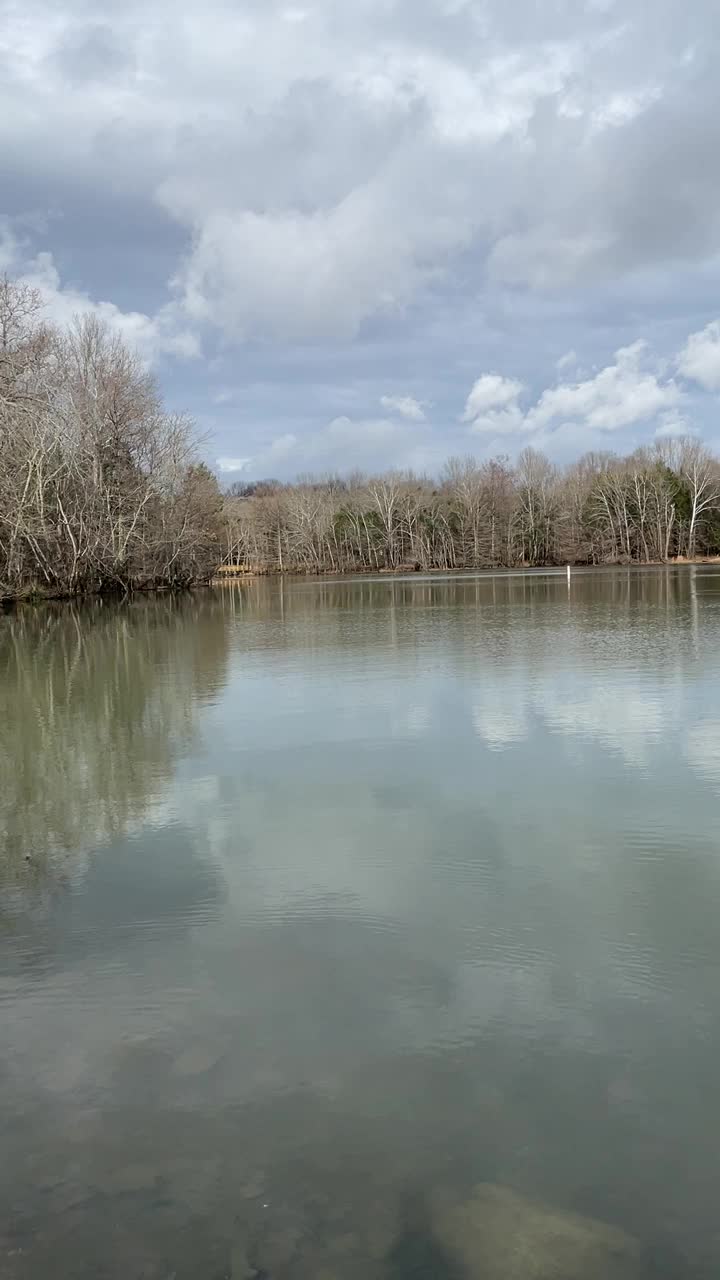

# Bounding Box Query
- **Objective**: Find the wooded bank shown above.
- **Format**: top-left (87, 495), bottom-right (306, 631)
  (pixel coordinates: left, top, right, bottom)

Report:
top-left (3, 277), bottom-right (720, 601)
top-left (220, 444), bottom-right (720, 576)
top-left (0, 279), bottom-right (223, 602)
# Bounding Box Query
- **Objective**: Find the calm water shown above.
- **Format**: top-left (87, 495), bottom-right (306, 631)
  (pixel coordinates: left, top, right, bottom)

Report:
top-left (2, 569), bottom-right (720, 1278)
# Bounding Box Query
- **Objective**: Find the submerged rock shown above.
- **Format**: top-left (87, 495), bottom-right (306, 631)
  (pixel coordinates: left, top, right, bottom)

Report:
top-left (431, 1183), bottom-right (641, 1280)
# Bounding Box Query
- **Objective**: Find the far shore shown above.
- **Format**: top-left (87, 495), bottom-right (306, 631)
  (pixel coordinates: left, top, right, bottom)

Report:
top-left (4, 556), bottom-right (719, 609)
top-left (210, 555), bottom-right (720, 584)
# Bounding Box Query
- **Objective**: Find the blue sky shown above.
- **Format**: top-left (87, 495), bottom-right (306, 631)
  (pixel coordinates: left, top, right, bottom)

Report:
top-left (3, 0), bottom-right (720, 480)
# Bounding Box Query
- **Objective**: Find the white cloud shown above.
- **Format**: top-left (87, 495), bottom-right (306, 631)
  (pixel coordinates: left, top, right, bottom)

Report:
top-left (461, 374), bottom-right (528, 436)
top-left (217, 457), bottom-right (251, 473)
top-left (4, 0), bottom-right (720, 478)
top-left (526, 341), bottom-right (681, 433)
top-left (556, 350), bottom-right (578, 373)
top-left (268, 433), bottom-right (299, 460)
top-left (654, 412), bottom-right (696, 439)
top-left (677, 321), bottom-right (720, 391)
top-left (590, 85), bottom-right (662, 132)
top-left (462, 339), bottom-right (689, 444)
top-left (1, 223), bottom-right (198, 363)
top-left (168, 205), bottom-right (425, 341)
top-left (4, 0), bottom-right (707, 346)
top-left (488, 230), bottom-right (613, 290)
top-left (467, 404), bottom-right (529, 436)
top-left (462, 374), bottom-right (525, 421)
top-left (380, 395), bottom-right (427, 422)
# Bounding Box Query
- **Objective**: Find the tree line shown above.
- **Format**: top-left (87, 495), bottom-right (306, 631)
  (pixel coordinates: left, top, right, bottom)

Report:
top-left (0, 279), bottom-right (223, 601)
top-left (3, 276), bottom-right (720, 599)
top-left (221, 441), bottom-right (720, 574)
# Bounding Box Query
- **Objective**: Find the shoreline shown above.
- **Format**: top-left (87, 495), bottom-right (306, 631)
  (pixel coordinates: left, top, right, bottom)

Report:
top-left (0, 580), bottom-right (209, 610)
top-left (211, 556), bottom-right (720, 585)
top-left (4, 557), bottom-right (719, 609)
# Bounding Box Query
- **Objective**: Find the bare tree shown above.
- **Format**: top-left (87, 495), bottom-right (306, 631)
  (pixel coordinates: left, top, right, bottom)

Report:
top-left (0, 280), bottom-right (221, 601)
top-left (680, 439), bottom-right (720, 558)
top-left (215, 443), bottom-right (720, 580)
top-left (369, 474), bottom-right (403, 569)
top-left (9, 275), bottom-right (719, 596)
top-left (514, 449), bottom-right (558, 566)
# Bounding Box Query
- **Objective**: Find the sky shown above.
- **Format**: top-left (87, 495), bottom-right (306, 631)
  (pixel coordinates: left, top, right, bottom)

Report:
top-left (2, 0), bottom-right (720, 481)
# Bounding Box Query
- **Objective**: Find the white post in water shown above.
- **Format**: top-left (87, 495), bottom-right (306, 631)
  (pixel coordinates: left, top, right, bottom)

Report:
top-left (567, 564), bottom-right (571, 583)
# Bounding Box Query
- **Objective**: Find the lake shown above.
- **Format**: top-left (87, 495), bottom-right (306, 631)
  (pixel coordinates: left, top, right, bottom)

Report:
top-left (2, 568), bottom-right (720, 1279)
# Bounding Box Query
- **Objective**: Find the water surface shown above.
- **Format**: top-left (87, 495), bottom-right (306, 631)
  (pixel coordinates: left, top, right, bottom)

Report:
top-left (2, 569), bottom-right (720, 1278)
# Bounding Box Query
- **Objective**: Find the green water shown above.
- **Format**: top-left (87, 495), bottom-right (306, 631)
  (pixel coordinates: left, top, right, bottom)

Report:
top-left (2, 568), bottom-right (720, 1278)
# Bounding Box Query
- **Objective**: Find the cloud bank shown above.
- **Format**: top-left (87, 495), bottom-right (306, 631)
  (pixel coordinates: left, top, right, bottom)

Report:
top-left (232, 322), bottom-right (720, 477)
top-left (2, 0), bottom-right (720, 473)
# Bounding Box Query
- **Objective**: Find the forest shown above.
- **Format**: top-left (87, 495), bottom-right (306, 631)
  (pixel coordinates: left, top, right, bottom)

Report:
top-left (0, 279), bottom-right (223, 600)
top-left (221, 440), bottom-right (720, 575)
top-left (3, 276), bottom-right (720, 600)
